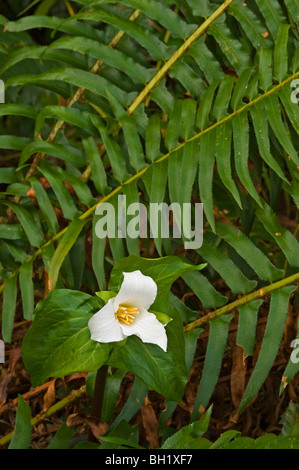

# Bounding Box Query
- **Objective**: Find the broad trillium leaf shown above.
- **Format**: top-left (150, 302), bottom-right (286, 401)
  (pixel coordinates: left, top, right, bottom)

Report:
top-left (22, 290), bottom-right (112, 386)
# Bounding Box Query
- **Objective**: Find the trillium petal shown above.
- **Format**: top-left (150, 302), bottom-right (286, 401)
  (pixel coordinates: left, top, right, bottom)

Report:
top-left (120, 308), bottom-right (167, 352)
top-left (88, 298), bottom-right (126, 343)
top-left (114, 270), bottom-right (157, 310)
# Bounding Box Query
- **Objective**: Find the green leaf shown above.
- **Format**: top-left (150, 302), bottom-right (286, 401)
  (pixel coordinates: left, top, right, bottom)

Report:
top-left (216, 120), bottom-right (242, 208)
top-left (168, 141), bottom-right (198, 220)
top-left (279, 319), bottom-right (299, 395)
top-left (4, 14), bottom-right (103, 41)
top-left (165, 99), bottom-right (183, 151)
top-left (215, 222), bottom-right (284, 281)
top-left (28, 177), bottom-right (59, 234)
top-left (212, 75), bottom-right (235, 121)
top-left (48, 218), bottom-right (88, 290)
top-left (2, 275), bottom-right (17, 343)
top-left (108, 378), bottom-right (147, 432)
top-left (255, 201), bottom-right (299, 268)
top-left (98, 435), bottom-right (144, 449)
top-left (191, 315), bottom-right (233, 420)
top-left (0, 168), bottom-right (18, 184)
top-left (22, 290), bottom-right (112, 386)
top-left (91, 117), bottom-right (128, 183)
top-left (264, 94), bottom-right (299, 166)
top-left (210, 430), bottom-right (241, 449)
top-left (95, 290), bottom-right (117, 303)
top-left (2, 201), bottom-right (44, 248)
top-left (20, 140), bottom-right (86, 169)
top-left (100, 370), bottom-right (126, 424)
top-left (280, 401), bottom-right (299, 437)
top-left (209, 21), bottom-right (250, 73)
top-left (180, 99), bottom-right (197, 141)
top-left (231, 68), bottom-right (253, 111)
top-left (109, 255), bottom-right (206, 311)
top-left (170, 59), bottom-right (207, 101)
top-left (46, 35), bottom-right (153, 84)
top-left (107, 305), bottom-right (188, 402)
top-left (92, 213), bottom-right (106, 290)
top-left (54, 7), bottom-right (171, 61)
top-left (259, 48), bottom-right (273, 92)
top-left (229, 2), bottom-right (268, 50)
top-left (255, 0), bottom-right (285, 39)
top-left (37, 161), bottom-right (80, 220)
top-left (250, 102), bottom-right (288, 183)
top-left (197, 239), bottom-right (257, 294)
top-left (122, 0), bottom-right (193, 39)
top-left (7, 67), bottom-right (135, 108)
top-left (145, 113), bottom-right (162, 162)
top-left (190, 38), bottom-right (223, 85)
top-left (278, 86), bottom-right (299, 135)
top-left (150, 311), bottom-right (172, 327)
top-left (8, 395), bottom-right (32, 449)
top-left (47, 423), bottom-right (73, 449)
top-left (182, 270), bottom-right (228, 309)
top-left (83, 137), bottom-right (108, 196)
top-left (239, 286), bottom-right (297, 411)
top-left (162, 406), bottom-right (213, 449)
top-left (142, 160), bottom-right (168, 256)
top-left (236, 300), bottom-right (263, 357)
top-left (198, 130), bottom-right (216, 232)
top-left (19, 260), bottom-right (34, 321)
top-left (274, 25), bottom-right (290, 82)
top-left (0, 103), bottom-right (37, 120)
top-left (232, 110), bottom-right (262, 206)
top-left (0, 136), bottom-right (30, 151)
top-left (222, 436), bottom-right (256, 449)
top-left (34, 105), bottom-right (96, 137)
top-left (196, 80), bottom-right (220, 131)
top-left (0, 224), bottom-right (25, 240)
top-left (104, 89), bottom-right (146, 172)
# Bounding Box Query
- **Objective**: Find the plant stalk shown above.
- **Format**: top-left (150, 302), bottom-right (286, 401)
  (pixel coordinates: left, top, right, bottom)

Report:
top-left (88, 365), bottom-right (108, 443)
top-left (184, 272), bottom-right (299, 332)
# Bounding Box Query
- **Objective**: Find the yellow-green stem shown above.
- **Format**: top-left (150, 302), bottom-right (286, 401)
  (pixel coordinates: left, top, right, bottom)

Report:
top-left (0, 386), bottom-right (86, 448)
top-left (184, 272), bottom-right (299, 332)
top-left (127, 0), bottom-right (233, 115)
top-left (1, 71), bottom-right (298, 296)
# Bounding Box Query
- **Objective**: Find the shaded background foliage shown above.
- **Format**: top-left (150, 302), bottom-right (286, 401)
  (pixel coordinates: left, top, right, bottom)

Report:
top-left (0, 0), bottom-right (298, 448)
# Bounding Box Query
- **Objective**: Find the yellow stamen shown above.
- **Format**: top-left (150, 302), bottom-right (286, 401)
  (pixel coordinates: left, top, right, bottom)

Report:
top-left (116, 305), bottom-right (139, 325)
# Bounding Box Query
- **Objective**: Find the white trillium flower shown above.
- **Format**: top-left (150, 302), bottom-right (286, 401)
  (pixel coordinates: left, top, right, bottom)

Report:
top-left (88, 270), bottom-right (167, 352)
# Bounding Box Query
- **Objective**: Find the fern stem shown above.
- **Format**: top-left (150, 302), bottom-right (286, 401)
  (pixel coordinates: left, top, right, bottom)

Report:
top-left (1, 71), bottom-right (299, 296)
top-left (155, 70), bottom-right (299, 166)
top-left (127, 0), bottom-right (233, 116)
top-left (184, 272), bottom-right (299, 332)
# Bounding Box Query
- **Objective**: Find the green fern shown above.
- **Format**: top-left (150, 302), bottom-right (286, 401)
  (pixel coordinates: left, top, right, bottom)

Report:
top-left (0, 0), bottom-right (298, 426)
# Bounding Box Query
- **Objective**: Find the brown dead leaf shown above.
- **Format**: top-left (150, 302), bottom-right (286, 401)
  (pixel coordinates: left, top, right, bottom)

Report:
top-left (66, 413), bottom-right (109, 440)
top-left (9, 347), bottom-right (22, 373)
top-left (0, 374), bottom-right (11, 407)
top-left (140, 399), bottom-right (159, 449)
top-left (230, 344), bottom-right (246, 410)
top-left (43, 379), bottom-right (57, 411)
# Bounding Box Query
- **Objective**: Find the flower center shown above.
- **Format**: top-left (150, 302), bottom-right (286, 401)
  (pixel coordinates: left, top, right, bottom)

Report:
top-left (116, 305), bottom-right (139, 325)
